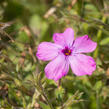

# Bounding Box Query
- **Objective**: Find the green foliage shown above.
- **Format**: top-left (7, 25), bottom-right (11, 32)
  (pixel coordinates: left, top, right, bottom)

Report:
top-left (0, 0), bottom-right (109, 109)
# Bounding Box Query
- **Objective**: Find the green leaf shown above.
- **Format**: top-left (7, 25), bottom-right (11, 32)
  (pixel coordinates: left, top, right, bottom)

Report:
top-left (39, 101), bottom-right (51, 109)
top-left (16, 31), bottom-right (30, 43)
top-left (100, 37), bottom-right (109, 45)
top-left (29, 15), bottom-right (48, 40)
top-left (94, 81), bottom-right (102, 90)
top-left (91, 0), bottom-right (104, 10)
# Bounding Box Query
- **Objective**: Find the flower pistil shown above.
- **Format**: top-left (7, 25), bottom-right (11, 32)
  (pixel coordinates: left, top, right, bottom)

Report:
top-left (62, 47), bottom-right (72, 56)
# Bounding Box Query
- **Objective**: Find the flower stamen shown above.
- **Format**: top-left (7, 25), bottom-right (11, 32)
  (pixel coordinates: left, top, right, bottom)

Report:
top-left (62, 47), bottom-right (72, 56)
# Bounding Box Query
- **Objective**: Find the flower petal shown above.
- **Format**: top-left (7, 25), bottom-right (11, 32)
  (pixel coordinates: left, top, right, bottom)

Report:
top-left (53, 28), bottom-right (74, 47)
top-left (45, 54), bottom-right (69, 81)
top-left (36, 42), bottom-right (62, 61)
top-left (73, 35), bottom-right (97, 53)
top-left (69, 54), bottom-right (96, 76)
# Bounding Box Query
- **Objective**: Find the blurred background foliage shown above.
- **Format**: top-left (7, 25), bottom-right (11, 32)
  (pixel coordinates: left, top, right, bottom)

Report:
top-left (0, 0), bottom-right (109, 109)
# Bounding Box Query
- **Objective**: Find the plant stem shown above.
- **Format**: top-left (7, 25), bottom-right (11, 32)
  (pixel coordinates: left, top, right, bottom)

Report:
top-left (36, 73), bottom-right (54, 109)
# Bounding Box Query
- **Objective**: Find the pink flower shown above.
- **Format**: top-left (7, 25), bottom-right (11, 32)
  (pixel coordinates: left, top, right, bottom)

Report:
top-left (36, 28), bottom-right (97, 81)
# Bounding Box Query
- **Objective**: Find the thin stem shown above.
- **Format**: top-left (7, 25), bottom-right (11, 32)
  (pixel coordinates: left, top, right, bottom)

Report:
top-left (35, 83), bottom-right (54, 109)
top-left (36, 73), bottom-right (54, 109)
top-left (42, 89), bottom-right (54, 109)
top-left (96, 91), bottom-right (100, 109)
